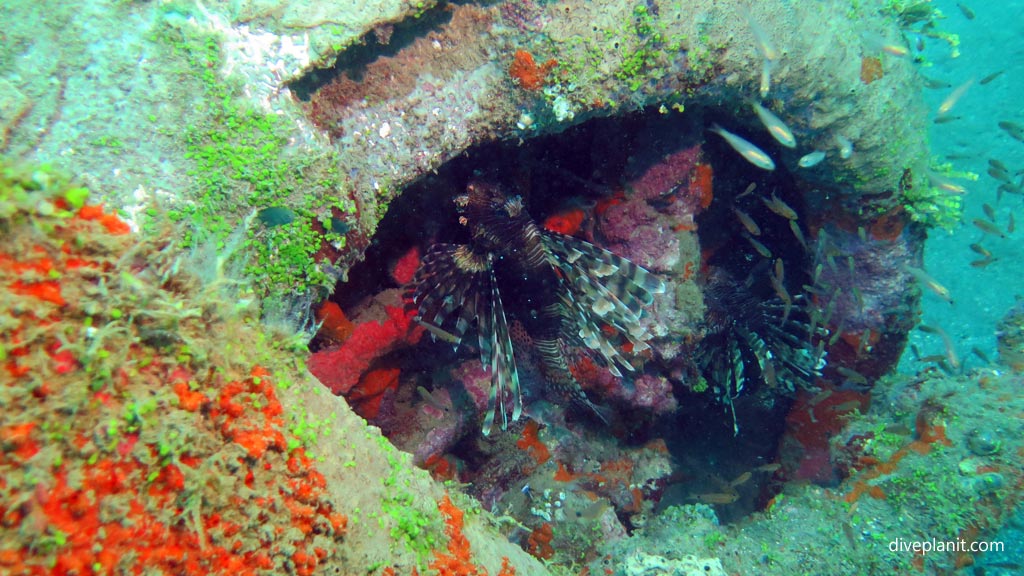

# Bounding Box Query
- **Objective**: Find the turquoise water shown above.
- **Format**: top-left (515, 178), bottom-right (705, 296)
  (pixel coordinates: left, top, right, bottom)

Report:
top-left (906, 0), bottom-right (1024, 373)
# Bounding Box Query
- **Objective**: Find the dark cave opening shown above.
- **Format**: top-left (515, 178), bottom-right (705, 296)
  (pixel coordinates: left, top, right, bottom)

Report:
top-left (315, 104), bottom-right (826, 525)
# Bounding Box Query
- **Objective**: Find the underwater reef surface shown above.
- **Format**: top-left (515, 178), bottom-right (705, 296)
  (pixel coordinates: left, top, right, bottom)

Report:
top-left (0, 161), bottom-right (545, 574)
top-left (3, 0), bottom-right (1022, 574)
top-left (2, 155), bottom-right (1022, 576)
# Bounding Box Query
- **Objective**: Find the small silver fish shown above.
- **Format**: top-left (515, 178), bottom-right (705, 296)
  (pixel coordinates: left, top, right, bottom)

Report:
top-left (733, 207), bottom-right (762, 236)
top-left (956, 3), bottom-right (975, 20)
top-left (979, 70), bottom-right (1003, 85)
top-left (903, 265), bottom-right (954, 304)
top-left (969, 243), bottom-right (991, 258)
top-left (927, 172), bottom-right (967, 194)
top-left (917, 324), bottom-right (960, 370)
top-left (988, 159), bottom-right (1008, 172)
top-left (737, 182), bottom-right (757, 199)
top-left (751, 101), bottom-right (796, 148)
top-left (744, 233), bottom-right (773, 258)
top-left (761, 192), bottom-right (798, 220)
top-left (709, 124), bottom-right (776, 170)
top-left (860, 31), bottom-right (909, 57)
top-left (759, 60), bottom-right (773, 99)
top-left (743, 7), bottom-right (779, 62)
top-left (789, 220), bottom-right (808, 249)
top-left (798, 151), bottom-right (826, 168)
top-left (972, 218), bottom-right (1006, 239)
top-left (938, 78), bottom-right (974, 116)
top-left (988, 166), bottom-right (1011, 183)
top-left (998, 121), bottom-right (1024, 142)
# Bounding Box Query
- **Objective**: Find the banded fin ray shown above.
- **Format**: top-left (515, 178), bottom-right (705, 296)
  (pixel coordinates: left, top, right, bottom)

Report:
top-left (411, 244), bottom-right (489, 351)
top-left (480, 267), bottom-right (523, 435)
top-left (540, 231), bottom-right (664, 373)
top-left (410, 243), bottom-right (522, 435)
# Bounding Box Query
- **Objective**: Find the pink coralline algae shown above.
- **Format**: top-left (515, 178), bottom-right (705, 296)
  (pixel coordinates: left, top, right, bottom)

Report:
top-left (627, 145), bottom-right (704, 203)
top-left (499, 0), bottom-right (549, 32)
top-left (597, 145), bottom-right (708, 273)
top-left (576, 356), bottom-right (677, 416)
top-left (629, 374), bottom-right (678, 414)
top-left (448, 359), bottom-right (493, 414)
top-left (600, 209), bottom-right (681, 272)
top-left (383, 360), bottom-right (490, 467)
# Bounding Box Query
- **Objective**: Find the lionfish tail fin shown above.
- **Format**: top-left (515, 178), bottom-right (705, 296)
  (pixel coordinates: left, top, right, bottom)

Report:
top-left (541, 232), bottom-right (664, 372)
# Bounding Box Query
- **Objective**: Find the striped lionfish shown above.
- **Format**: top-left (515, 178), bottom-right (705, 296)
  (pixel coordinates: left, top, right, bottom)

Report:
top-left (695, 268), bottom-right (827, 434)
top-left (410, 181), bottom-right (665, 435)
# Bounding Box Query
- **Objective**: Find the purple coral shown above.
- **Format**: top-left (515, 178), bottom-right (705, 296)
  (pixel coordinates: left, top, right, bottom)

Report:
top-left (499, 0), bottom-right (549, 32)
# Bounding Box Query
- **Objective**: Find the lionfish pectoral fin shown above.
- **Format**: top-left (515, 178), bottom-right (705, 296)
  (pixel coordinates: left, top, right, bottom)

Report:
top-left (542, 231), bottom-right (664, 372)
top-left (411, 243), bottom-right (492, 354)
top-left (480, 268), bottom-right (522, 436)
top-left (412, 243), bottom-right (522, 434)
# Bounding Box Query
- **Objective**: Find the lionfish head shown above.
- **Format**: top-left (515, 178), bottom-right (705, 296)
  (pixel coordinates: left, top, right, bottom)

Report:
top-left (456, 181), bottom-right (524, 220)
top-left (697, 267), bottom-right (826, 403)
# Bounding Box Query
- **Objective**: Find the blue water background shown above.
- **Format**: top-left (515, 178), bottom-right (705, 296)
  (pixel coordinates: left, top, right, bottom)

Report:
top-left (899, 0), bottom-right (1024, 373)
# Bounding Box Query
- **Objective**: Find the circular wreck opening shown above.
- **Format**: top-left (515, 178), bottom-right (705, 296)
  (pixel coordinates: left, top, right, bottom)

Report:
top-left (304, 101), bottom-right (909, 532)
top-left (282, 0), bottom-right (932, 564)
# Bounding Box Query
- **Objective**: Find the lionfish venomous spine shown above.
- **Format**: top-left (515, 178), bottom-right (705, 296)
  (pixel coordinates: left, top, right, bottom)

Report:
top-left (410, 181), bottom-right (665, 435)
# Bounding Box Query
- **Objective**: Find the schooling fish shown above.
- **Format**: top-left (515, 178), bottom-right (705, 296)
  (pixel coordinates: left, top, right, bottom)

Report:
top-left (744, 7), bottom-right (779, 62)
top-left (979, 70), bottom-right (1004, 85)
top-left (860, 31), bottom-right (909, 57)
top-left (410, 182), bottom-right (664, 435)
top-left (798, 151), bottom-right (826, 168)
top-left (972, 218), bottom-right (1007, 239)
top-left (835, 134), bottom-right (854, 159)
top-left (761, 192), bottom-right (799, 221)
top-left (938, 78), bottom-right (974, 116)
top-left (751, 101), bottom-right (797, 148)
top-left (709, 124), bottom-right (776, 170)
top-left (733, 207), bottom-right (762, 236)
top-left (998, 121), bottom-right (1024, 142)
top-left (902, 265), bottom-right (954, 305)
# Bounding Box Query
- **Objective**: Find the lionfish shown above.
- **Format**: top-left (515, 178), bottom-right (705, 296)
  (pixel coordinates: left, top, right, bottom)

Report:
top-left (410, 181), bottom-right (665, 435)
top-left (695, 268), bottom-right (827, 433)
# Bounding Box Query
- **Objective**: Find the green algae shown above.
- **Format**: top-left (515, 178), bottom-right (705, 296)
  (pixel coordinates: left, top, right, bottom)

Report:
top-left (155, 23), bottom-right (352, 300)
